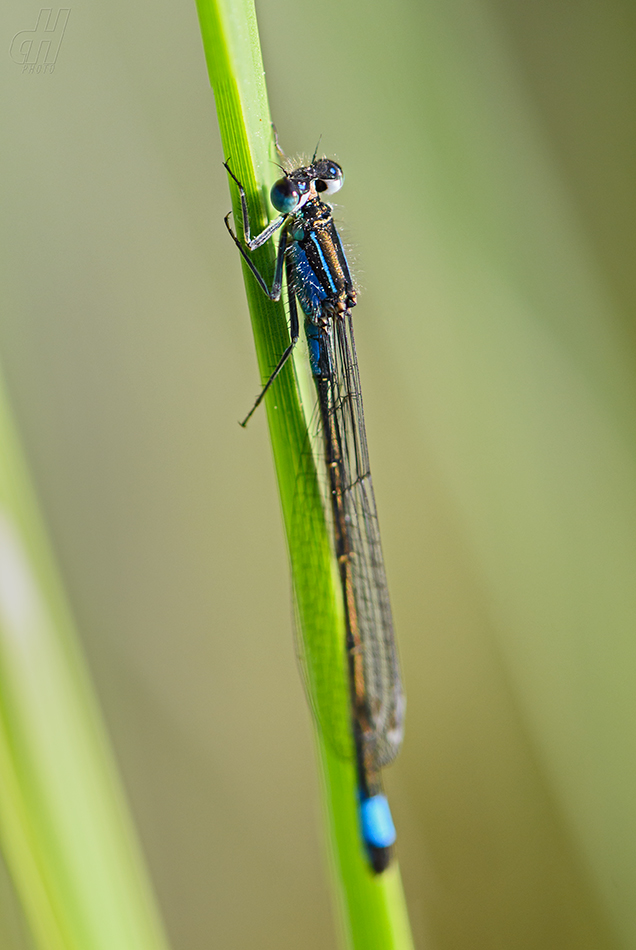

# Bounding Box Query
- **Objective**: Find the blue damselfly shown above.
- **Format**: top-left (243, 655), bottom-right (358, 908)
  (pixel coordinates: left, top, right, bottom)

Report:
top-left (224, 151), bottom-right (405, 873)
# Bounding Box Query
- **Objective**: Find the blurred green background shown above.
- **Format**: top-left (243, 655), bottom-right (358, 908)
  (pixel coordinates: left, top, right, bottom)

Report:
top-left (2, 0), bottom-right (636, 947)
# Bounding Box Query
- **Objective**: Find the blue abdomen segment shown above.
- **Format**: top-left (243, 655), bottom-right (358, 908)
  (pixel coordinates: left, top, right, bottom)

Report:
top-left (289, 243), bottom-right (325, 319)
top-left (360, 794), bottom-right (396, 850)
top-left (304, 320), bottom-right (323, 377)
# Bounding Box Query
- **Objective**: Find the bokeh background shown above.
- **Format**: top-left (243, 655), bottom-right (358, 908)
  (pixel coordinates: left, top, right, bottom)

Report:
top-left (2, 0), bottom-right (636, 947)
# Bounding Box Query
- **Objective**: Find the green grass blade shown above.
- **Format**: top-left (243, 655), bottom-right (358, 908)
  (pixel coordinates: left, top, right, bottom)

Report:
top-left (0, 366), bottom-right (171, 950)
top-left (195, 1), bottom-right (414, 946)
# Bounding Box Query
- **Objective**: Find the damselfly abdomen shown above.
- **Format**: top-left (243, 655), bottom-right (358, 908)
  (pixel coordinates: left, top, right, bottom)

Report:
top-left (224, 153), bottom-right (405, 873)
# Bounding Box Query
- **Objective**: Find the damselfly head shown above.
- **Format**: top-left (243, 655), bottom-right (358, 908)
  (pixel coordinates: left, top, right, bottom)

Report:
top-left (270, 160), bottom-right (344, 214)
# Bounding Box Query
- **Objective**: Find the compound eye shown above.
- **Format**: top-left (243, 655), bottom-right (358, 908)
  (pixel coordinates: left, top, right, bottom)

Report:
top-left (270, 177), bottom-right (301, 213)
top-left (315, 165), bottom-right (344, 195)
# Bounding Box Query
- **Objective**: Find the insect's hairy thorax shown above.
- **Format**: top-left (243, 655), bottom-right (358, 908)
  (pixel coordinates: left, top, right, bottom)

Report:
top-left (290, 199), bottom-right (356, 320)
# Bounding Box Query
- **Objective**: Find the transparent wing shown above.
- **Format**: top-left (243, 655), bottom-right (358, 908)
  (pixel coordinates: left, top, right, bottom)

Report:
top-left (326, 312), bottom-right (405, 769)
top-left (288, 387), bottom-right (355, 763)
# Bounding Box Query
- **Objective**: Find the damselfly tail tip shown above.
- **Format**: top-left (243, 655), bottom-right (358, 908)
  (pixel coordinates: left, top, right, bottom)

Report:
top-left (360, 793), bottom-right (397, 874)
top-left (368, 844), bottom-right (393, 874)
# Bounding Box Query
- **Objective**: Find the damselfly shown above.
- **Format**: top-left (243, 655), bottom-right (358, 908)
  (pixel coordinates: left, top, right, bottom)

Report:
top-left (224, 152), bottom-right (405, 873)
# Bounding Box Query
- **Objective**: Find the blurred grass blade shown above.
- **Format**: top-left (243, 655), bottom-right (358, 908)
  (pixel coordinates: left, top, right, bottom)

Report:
top-left (195, 1), bottom-right (414, 946)
top-left (0, 367), bottom-right (171, 950)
